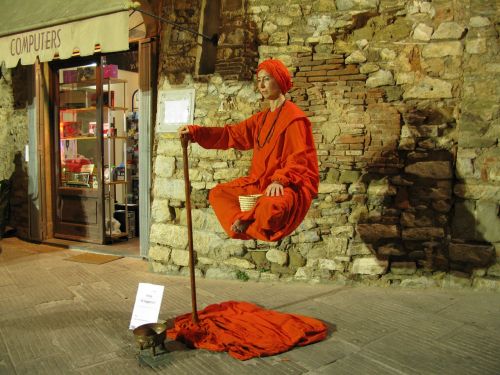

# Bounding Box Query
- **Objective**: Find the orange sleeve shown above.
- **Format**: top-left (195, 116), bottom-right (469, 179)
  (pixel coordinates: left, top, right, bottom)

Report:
top-left (188, 115), bottom-right (257, 151)
top-left (270, 119), bottom-right (319, 194)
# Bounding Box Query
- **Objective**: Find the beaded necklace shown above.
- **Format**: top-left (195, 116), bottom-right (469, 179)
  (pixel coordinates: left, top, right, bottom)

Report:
top-left (256, 100), bottom-right (286, 149)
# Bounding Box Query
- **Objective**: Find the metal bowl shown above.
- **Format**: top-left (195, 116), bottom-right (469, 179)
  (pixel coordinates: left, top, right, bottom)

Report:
top-left (133, 322), bottom-right (167, 356)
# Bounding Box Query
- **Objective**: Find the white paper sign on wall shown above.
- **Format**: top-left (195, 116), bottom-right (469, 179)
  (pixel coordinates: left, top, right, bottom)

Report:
top-left (157, 88), bottom-right (195, 133)
top-left (129, 283), bottom-right (165, 329)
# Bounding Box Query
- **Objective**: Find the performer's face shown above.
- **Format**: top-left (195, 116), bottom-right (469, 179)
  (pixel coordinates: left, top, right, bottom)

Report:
top-left (257, 70), bottom-right (281, 100)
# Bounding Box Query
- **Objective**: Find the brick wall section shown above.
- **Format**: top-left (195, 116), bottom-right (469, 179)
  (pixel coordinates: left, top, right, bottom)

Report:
top-left (216, 4), bottom-right (259, 80)
top-left (151, 0), bottom-right (500, 288)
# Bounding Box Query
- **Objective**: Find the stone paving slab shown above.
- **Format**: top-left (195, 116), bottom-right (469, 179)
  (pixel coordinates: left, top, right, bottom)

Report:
top-left (1, 237), bottom-right (500, 374)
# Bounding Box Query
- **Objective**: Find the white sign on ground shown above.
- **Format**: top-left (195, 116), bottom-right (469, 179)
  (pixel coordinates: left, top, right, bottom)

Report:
top-left (129, 283), bottom-right (164, 330)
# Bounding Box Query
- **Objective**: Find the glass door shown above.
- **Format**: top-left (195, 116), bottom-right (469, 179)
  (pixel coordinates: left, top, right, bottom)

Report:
top-left (53, 57), bottom-right (105, 244)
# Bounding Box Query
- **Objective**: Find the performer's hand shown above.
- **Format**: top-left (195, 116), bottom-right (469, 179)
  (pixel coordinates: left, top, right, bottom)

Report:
top-left (178, 125), bottom-right (191, 139)
top-left (266, 181), bottom-right (284, 197)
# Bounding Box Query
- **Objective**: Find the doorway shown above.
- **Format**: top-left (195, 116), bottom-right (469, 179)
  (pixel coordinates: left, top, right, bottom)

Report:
top-left (42, 42), bottom-right (155, 257)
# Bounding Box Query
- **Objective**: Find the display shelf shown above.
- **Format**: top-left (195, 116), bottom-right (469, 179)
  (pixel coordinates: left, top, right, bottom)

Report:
top-left (59, 106), bottom-right (128, 112)
top-left (59, 78), bottom-right (127, 89)
top-left (60, 136), bottom-right (97, 140)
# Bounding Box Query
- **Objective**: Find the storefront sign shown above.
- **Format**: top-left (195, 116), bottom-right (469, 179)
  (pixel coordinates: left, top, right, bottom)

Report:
top-left (129, 283), bottom-right (165, 330)
top-left (0, 11), bottom-right (129, 68)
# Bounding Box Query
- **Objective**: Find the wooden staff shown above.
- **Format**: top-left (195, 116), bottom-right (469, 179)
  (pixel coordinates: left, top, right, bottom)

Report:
top-left (181, 134), bottom-right (199, 324)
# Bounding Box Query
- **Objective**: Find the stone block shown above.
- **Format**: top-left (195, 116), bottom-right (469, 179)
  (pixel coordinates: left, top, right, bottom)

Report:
top-left (404, 161), bottom-right (452, 179)
top-left (289, 249), bottom-right (306, 268)
top-left (472, 277), bottom-right (500, 291)
top-left (223, 257), bottom-right (256, 269)
top-left (400, 276), bottom-right (438, 288)
top-left (422, 41), bottom-right (463, 58)
top-left (154, 156), bottom-right (176, 177)
top-left (171, 249), bottom-right (189, 266)
top-left (192, 230), bottom-right (226, 256)
top-left (269, 32), bottom-right (289, 46)
top-left (431, 22), bottom-right (466, 40)
top-left (360, 63), bottom-right (379, 74)
top-left (157, 138), bottom-right (181, 156)
top-left (351, 257), bottom-right (388, 275)
top-left (150, 223), bottom-right (188, 249)
top-left (148, 245), bottom-right (171, 263)
top-left (324, 236), bottom-right (349, 256)
top-left (345, 50), bottom-right (366, 64)
top-left (346, 242), bottom-right (375, 256)
top-left (367, 178), bottom-right (397, 196)
top-left (366, 70), bottom-right (394, 88)
top-left (402, 227), bottom-right (445, 240)
top-left (476, 200), bottom-right (500, 243)
top-left (214, 168), bottom-right (242, 181)
top-left (380, 48), bottom-right (396, 61)
top-left (318, 258), bottom-right (345, 271)
top-left (356, 224), bottom-right (399, 242)
top-left (153, 178), bottom-right (185, 200)
top-left (465, 39), bottom-right (487, 54)
top-left (294, 230), bottom-right (321, 243)
top-left (413, 23), bottom-right (433, 41)
top-left (339, 170), bottom-right (361, 184)
top-left (180, 208), bottom-right (224, 233)
top-left (318, 183), bottom-right (347, 194)
top-left (336, 0), bottom-right (380, 11)
top-left (266, 249), bottom-right (288, 265)
top-left (454, 183), bottom-right (500, 201)
top-left (469, 16), bottom-right (491, 28)
top-left (449, 243), bottom-right (495, 267)
top-left (151, 199), bottom-right (175, 223)
top-left (403, 77), bottom-right (452, 99)
top-left (486, 263), bottom-right (500, 277)
top-left (390, 261), bottom-right (417, 275)
top-left (205, 267), bottom-right (237, 280)
top-left (294, 266), bottom-right (314, 280)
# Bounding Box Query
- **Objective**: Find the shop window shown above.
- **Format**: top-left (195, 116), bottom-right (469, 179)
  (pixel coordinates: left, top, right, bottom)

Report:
top-left (198, 0), bottom-right (220, 75)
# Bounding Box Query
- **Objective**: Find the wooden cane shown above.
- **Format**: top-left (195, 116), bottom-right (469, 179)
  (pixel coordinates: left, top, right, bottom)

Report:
top-left (181, 133), bottom-right (199, 324)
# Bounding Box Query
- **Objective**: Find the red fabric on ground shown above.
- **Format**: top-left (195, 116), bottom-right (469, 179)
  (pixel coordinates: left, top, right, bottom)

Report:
top-left (188, 101), bottom-right (319, 242)
top-left (166, 301), bottom-right (328, 360)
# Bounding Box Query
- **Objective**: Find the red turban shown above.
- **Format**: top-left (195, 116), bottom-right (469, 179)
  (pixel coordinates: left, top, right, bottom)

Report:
top-left (257, 59), bottom-right (293, 94)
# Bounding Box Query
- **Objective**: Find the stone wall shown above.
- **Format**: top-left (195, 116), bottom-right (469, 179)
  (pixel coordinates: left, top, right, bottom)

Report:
top-left (149, 0), bottom-right (500, 289)
top-left (0, 66), bottom-right (30, 238)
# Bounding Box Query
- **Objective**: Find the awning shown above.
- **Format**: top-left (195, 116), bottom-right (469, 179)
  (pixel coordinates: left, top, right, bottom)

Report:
top-left (0, 0), bottom-right (138, 68)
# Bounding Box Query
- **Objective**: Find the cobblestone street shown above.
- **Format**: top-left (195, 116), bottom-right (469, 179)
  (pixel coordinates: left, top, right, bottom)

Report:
top-left (1, 237), bottom-right (499, 374)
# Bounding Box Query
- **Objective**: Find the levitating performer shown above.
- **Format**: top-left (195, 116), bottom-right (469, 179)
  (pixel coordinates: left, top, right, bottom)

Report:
top-left (178, 58), bottom-right (318, 242)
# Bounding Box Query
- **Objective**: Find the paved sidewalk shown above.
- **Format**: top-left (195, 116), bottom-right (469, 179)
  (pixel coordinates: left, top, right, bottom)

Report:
top-left (1, 237), bottom-right (499, 374)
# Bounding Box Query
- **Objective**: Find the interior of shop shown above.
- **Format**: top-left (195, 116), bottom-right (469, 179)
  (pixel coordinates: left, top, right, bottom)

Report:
top-left (50, 49), bottom-right (141, 256)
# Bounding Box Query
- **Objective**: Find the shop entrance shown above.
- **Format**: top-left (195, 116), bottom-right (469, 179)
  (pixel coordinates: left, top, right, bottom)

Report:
top-left (44, 44), bottom-right (153, 256)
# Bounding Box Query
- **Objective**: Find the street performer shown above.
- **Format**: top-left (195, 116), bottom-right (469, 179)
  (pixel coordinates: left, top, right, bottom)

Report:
top-left (178, 58), bottom-right (319, 242)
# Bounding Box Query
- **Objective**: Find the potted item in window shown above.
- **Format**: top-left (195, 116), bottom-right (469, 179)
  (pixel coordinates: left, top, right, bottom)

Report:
top-left (61, 121), bottom-right (82, 138)
top-left (77, 66), bottom-right (96, 82)
top-left (116, 163), bottom-right (126, 180)
top-left (63, 155), bottom-right (92, 173)
top-left (103, 64), bottom-right (118, 79)
top-left (65, 172), bottom-right (90, 188)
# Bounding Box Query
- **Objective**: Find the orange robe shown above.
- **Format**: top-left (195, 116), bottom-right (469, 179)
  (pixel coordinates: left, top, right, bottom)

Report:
top-left (188, 101), bottom-right (318, 242)
top-left (166, 300), bottom-right (328, 360)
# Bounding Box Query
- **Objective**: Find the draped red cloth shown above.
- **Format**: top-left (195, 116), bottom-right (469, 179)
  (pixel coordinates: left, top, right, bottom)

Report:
top-left (188, 100), bottom-right (319, 242)
top-left (166, 301), bottom-right (328, 360)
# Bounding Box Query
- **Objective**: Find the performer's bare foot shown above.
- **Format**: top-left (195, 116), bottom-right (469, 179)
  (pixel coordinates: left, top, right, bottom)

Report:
top-left (231, 219), bottom-right (251, 234)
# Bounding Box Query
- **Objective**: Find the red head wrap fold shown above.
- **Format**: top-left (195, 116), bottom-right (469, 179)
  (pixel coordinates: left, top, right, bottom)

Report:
top-left (256, 59), bottom-right (293, 94)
